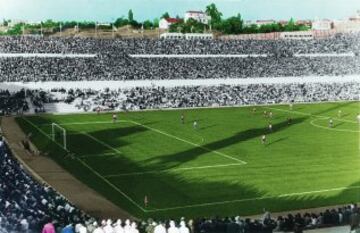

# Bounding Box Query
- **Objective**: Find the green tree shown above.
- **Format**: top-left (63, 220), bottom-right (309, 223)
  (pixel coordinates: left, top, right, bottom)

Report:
top-left (153, 18), bottom-right (159, 28)
top-left (161, 12), bottom-right (170, 19)
top-left (3, 19), bottom-right (9, 27)
top-left (220, 14), bottom-right (243, 34)
top-left (205, 3), bottom-right (222, 26)
top-left (284, 18), bottom-right (296, 31)
top-left (128, 9), bottom-right (134, 22)
top-left (143, 20), bottom-right (153, 29)
top-left (114, 17), bottom-right (129, 27)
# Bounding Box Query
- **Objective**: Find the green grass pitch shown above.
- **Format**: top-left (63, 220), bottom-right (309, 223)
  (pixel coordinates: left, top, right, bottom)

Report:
top-left (16, 102), bottom-right (360, 219)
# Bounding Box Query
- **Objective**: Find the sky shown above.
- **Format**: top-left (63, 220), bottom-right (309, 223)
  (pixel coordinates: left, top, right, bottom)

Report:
top-left (0, 0), bottom-right (360, 23)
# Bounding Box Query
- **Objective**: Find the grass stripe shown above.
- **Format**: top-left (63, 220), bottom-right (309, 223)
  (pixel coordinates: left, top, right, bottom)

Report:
top-left (145, 185), bottom-right (360, 212)
top-left (128, 120), bottom-right (247, 165)
top-left (105, 163), bottom-right (243, 177)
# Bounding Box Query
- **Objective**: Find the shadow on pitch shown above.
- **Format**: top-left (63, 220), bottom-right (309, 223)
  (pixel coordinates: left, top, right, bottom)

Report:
top-left (141, 117), bottom-right (307, 170)
top-left (314, 102), bottom-right (354, 116)
top-left (265, 137), bottom-right (288, 147)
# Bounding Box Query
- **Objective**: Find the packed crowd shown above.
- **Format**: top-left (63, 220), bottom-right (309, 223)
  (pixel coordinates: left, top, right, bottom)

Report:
top-left (0, 82), bottom-right (358, 113)
top-left (0, 34), bottom-right (358, 54)
top-left (3, 56), bottom-right (360, 82)
top-left (0, 35), bottom-right (360, 81)
top-left (35, 205), bottom-right (360, 233)
top-left (0, 139), bottom-right (90, 233)
top-left (0, 90), bottom-right (28, 115)
top-left (0, 89), bottom-right (48, 115)
top-left (41, 82), bottom-right (359, 112)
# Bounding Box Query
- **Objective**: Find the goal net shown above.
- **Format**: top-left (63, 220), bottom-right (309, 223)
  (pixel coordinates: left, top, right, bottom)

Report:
top-left (51, 123), bottom-right (67, 150)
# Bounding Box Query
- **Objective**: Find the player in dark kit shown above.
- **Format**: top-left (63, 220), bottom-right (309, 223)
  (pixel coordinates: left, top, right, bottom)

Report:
top-left (287, 117), bottom-right (292, 125)
top-left (181, 113), bottom-right (185, 124)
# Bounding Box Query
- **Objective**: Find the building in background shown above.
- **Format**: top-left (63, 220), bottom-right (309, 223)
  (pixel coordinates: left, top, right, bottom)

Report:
top-left (333, 10), bottom-right (360, 32)
top-left (296, 20), bottom-right (312, 27)
top-left (312, 19), bottom-right (333, 30)
top-left (255, 20), bottom-right (276, 26)
top-left (159, 18), bottom-right (181, 30)
top-left (184, 11), bottom-right (210, 25)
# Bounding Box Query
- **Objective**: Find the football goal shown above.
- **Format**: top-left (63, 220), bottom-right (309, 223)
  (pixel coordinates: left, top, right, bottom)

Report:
top-left (51, 123), bottom-right (67, 150)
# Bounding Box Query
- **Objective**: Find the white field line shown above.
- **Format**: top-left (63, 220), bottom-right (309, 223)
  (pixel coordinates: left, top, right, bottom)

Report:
top-left (80, 131), bottom-right (123, 155)
top-left (128, 120), bottom-right (247, 165)
top-left (21, 117), bottom-right (146, 212)
top-left (264, 106), bottom-right (358, 124)
top-left (294, 52), bottom-right (355, 58)
top-left (146, 185), bottom-right (360, 212)
top-left (129, 54), bottom-right (268, 58)
top-left (40, 120), bottom-right (126, 126)
top-left (310, 119), bottom-right (360, 133)
top-left (49, 120), bottom-right (247, 165)
top-left (79, 152), bottom-right (118, 158)
top-left (104, 163), bottom-right (243, 177)
top-left (0, 53), bottom-right (96, 58)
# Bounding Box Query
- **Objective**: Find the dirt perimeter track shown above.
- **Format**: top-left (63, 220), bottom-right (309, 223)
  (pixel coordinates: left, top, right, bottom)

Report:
top-left (1, 116), bottom-right (132, 219)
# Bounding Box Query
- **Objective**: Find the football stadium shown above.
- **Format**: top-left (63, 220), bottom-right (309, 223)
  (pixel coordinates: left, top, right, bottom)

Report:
top-left (1, 1), bottom-right (360, 232)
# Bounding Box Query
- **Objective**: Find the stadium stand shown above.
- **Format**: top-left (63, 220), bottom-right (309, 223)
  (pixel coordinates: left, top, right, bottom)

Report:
top-left (1, 34), bottom-right (360, 233)
top-left (0, 35), bottom-right (359, 81)
top-left (0, 82), bottom-right (358, 114)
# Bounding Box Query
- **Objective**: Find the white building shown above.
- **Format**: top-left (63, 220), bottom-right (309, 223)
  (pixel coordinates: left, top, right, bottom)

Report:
top-left (255, 20), bottom-right (276, 26)
top-left (184, 11), bottom-right (210, 25)
top-left (312, 19), bottom-right (332, 30)
top-left (159, 18), bottom-right (181, 30)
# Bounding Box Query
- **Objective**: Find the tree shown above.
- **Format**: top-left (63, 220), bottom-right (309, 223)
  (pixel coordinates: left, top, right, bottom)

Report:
top-left (114, 17), bottom-right (129, 27)
top-left (205, 3), bottom-right (222, 26)
top-left (143, 20), bottom-right (153, 29)
top-left (161, 12), bottom-right (170, 19)
top-left (284, 18), bottom-right (296, 31)
top-left (169, 18), bottom-right (205, 33)
top-left (153, 18), bottom-right (159, 28)
top-left (128, 9), bottom-right (134, 22)
top-left (220, 14), bottom-right (243, 34)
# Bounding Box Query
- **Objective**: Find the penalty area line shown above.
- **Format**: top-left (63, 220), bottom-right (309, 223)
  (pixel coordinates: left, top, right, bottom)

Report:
top-left (80, 131), bottom-right (123, 155)
top-left (51, 120), bottom-right (247, 165)
top-left (21, 118), bottom-right (146, 212)
top-left (128, 120), bottom-right (247, 165)
top-left (145, 185), bottom-right (360, 212)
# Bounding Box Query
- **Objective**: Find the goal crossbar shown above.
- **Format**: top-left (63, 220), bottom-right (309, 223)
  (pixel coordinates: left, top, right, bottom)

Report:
top-left (51, 123), bottom-right (67, 150)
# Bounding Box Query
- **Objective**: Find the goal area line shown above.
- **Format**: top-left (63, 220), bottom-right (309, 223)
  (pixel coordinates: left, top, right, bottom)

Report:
top-left (47, 120), bottom-right (247, 165)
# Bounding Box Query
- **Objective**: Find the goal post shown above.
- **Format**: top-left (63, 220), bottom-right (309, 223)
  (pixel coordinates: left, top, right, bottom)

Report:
top-left (51, 123), bottom-right (67, 150)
